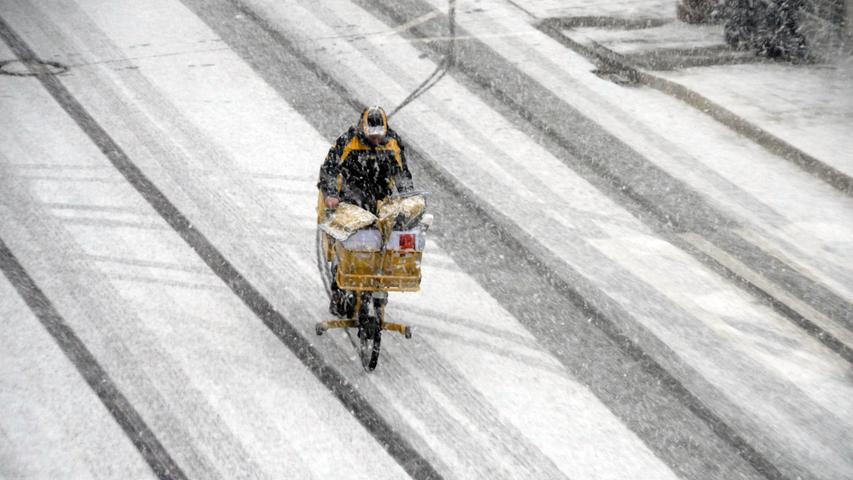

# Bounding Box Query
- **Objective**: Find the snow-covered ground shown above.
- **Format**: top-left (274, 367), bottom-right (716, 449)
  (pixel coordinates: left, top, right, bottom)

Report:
top-left (659, 59), bottom-right (853, 176)
top-left (511, 0), bottom-right (676, 20)
top-left (548, 0), bottom-right (853, 178)
top-left (1, 0), bottom-right (852, 479)
top-left (569, 22), bottom-right (727, 55)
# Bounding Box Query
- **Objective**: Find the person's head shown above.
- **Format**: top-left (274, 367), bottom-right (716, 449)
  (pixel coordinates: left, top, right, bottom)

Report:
top-left (359, 105), bottom-right (388, 146)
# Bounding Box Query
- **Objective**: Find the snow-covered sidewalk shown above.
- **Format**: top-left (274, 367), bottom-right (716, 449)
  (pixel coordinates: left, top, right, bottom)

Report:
top-left (539, 0), bottom-right (853, 184)
top-left (657, 58), bottom-right (853, 178)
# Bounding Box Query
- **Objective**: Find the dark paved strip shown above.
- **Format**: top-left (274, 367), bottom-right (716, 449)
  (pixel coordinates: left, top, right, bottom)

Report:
top-left (357, 0), bottom-right (853, 360)
top-left (0, 235), bottom-right (187, 480)
top-left (708, 230), bottom-right (853, 334)
top-left (538, 17), bottom-right (853, 197)
top-left (184, 1), bottom-right (785, 479)
top-left (674, 235), bottom-right (853, 364)
top-left (0, 15), bottom-right (441, 480)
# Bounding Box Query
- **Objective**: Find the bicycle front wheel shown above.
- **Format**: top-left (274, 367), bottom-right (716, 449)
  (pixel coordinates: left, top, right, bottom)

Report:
top-left (359, 298), bottom-right (383, 371)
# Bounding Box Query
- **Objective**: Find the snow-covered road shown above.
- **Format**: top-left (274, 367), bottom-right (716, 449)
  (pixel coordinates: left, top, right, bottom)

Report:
top-left (1, 0), bottom-right (851, 479)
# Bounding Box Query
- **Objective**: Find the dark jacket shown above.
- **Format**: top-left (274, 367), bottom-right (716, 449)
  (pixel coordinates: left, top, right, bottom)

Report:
top-left (318, 126), bottom-right (414, 213)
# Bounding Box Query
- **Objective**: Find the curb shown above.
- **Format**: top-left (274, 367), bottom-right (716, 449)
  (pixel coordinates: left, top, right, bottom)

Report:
top-left (538, 18), bottom-right (853, 198)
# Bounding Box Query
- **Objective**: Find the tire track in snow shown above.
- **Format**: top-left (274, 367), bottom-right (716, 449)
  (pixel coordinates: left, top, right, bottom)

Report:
top-left (0, 154), bottom-right (277, 480)
top-left (0, 239), bottom-right (186, 480)
top-left (0, 13), bottom-right (441, 480)
top-left (372, 332), bottom-right (571, 479)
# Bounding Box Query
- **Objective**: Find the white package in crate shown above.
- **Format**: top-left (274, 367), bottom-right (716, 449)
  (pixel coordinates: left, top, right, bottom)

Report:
top-left (387, 228), bottom-right (426, 252)
top-left (341, 229), bottom-right (382, 251)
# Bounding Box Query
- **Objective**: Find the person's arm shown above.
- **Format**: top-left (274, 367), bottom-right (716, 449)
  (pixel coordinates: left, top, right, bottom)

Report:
top-left (391, 134), bottom-right (415, 194)
top-left (318, 134), bottom-right (347, 207)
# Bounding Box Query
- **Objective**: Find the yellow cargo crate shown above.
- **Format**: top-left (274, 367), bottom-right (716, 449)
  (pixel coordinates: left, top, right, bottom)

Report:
top-left (334, 241), bottom-right (422, 292)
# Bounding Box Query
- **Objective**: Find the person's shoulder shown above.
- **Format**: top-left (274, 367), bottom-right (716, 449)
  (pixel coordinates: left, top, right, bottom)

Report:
top-left (333, 127), bottom-right (358, 147)
top-left (385, 128), bottom-right (404, 144)
top-left (340, 126), bottom-right (359, 140)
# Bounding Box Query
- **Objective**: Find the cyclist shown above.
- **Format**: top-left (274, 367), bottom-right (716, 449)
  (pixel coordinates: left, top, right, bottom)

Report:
top-left (318, 105), bottom-right (416, 316)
